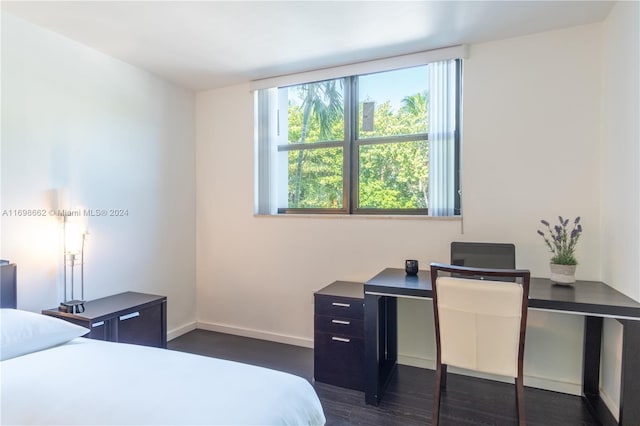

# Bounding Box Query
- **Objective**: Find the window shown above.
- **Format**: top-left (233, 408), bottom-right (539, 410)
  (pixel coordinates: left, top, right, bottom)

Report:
top-left (255, 58), bottom-right (462, 216)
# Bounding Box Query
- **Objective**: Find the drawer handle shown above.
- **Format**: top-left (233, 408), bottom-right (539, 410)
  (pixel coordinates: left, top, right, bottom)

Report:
top-left (119, 312), bottom-right (140, 321)
top-left (332, 337), bottom-right (351, 343)
top-left (92, 321), bottom-right (105, 327)
top-left (332, 319), bottom-right (351, 325)
top-left (331, 302), bottom-right (350, 308)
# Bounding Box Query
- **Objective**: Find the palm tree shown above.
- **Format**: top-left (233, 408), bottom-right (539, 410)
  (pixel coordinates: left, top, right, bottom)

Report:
top-left (292, 80), bottom-right (343, 207)
top-left (400, 92), bottom-right (429, 205)
top-left (400, 91), bottom-right (428, 133)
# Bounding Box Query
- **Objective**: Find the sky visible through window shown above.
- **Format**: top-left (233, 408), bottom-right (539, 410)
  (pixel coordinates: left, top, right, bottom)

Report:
top-left (287, 65), bottom-right (428, 112)
top-left (359, 65), bottom-right (428, 111)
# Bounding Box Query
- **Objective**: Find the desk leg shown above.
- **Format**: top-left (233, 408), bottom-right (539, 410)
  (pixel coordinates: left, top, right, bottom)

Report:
top-left (583, 316), bottom-right (602, 402)
top-left (584, 317), bottom-right (640, 426)
top-left (582, 316), bottom-right (614, 425)
top-left (364, 293), bottom-right (398, 406)
top-left (364, 293), bottom-right (380, 405)
top-left (384, 296), bottom-right (398, 371)
top-left (620, 319), bottom-right (640, 425)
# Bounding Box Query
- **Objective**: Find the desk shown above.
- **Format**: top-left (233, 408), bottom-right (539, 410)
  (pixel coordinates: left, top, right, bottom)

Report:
top-left (364, 268), bottom-right (640, 426)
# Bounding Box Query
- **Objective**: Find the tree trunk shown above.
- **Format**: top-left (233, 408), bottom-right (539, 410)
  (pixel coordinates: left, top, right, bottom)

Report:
top-left (294, 100), bottom-right (313, 207)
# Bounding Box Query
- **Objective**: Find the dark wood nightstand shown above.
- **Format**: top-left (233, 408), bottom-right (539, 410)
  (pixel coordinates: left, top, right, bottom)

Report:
top-left (42, 292), bottom-right (167, 348)
top-left (314, 281), bottom-right (364, 391)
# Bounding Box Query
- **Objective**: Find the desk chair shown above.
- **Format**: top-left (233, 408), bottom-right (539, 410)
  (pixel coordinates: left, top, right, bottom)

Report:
top-left (429, 263), bottom-right (531, 426)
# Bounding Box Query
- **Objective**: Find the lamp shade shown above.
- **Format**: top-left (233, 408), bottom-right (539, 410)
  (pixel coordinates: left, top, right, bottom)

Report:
top-left (65, 222), bottom-right (85, 254)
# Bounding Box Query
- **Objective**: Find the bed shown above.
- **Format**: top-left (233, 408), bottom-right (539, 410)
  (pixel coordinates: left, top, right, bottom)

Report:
top-left (0, 271), bottom-right (326, 425)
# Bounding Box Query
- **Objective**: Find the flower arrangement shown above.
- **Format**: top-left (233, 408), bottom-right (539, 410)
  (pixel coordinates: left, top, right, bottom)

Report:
top-left (537, 216), bottom-right (583, 265)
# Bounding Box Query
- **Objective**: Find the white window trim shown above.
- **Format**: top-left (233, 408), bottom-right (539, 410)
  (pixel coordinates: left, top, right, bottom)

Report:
top-left (249, 45), bottom-right (468, 91)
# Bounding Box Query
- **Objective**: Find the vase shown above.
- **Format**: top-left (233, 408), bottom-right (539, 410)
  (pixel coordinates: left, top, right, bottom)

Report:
top-left (550, 263), bottom-right (576, 284)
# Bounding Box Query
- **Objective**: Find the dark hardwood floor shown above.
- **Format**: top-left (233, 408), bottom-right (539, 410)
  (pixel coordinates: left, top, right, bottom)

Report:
top-left (168, 329), bottom-right (600, 426)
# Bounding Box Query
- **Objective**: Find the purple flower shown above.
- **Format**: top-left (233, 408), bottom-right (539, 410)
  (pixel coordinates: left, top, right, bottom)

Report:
top-left (537, 216), bottom-right (583, 265)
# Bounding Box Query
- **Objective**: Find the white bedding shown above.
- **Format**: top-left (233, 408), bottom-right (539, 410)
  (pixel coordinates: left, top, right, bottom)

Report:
top-left (1, 337), bottom-right (326, 425)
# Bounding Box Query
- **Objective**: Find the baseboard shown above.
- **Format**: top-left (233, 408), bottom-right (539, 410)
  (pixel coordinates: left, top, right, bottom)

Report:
top-left (167, 321), bottom-right (197, 341)
top-left (598, 390), bottom-right (619, 424)
top-left (196, 321), bottom-right (314, 348)
top-left (524, 374), bottom-right (581, 396)
top-left (398, 353), bottom-right (435, 370)
top-left (398, 353), bottom-right (581, 395)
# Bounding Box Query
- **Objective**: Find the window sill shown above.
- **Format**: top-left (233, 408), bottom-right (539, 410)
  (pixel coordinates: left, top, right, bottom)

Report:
top-left (253, 214), bottom-right (462, 221)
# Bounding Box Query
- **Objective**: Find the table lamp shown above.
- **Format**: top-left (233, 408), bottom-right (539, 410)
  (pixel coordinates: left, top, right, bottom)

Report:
top-left (60, 221), bottom-right (87, 314)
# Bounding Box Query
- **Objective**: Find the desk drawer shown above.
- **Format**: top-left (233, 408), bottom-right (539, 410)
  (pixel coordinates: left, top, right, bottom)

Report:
top-left (315, 295), bottom-right (363, 320)
top-left (87, 320), bottom-right (108, 341)
top-left (315, 315), bottom-right (363, 338)
top-left (314, 332), bottom-right (363, 391)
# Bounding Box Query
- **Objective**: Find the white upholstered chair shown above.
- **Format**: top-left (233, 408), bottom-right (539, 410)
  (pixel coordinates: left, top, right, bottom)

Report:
top-left (429, 262), bottom-right (531, 426)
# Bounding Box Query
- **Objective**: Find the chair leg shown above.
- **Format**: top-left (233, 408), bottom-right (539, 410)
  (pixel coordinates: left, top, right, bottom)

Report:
top-left (441, 364), bottom-right (447, 389)
top-left (433, 363), bottom-right (446, 426)
top-left (515, 376), bottom-right (525, 426)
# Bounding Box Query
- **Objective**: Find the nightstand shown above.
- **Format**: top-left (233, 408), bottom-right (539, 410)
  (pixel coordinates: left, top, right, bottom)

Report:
top-left (42, 292), bottom-right (167, 348)
top-left (314, 281), bottom-right (364, 391)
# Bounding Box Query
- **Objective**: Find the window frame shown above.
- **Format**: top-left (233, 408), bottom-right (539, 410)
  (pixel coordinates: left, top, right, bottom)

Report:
top-left (271, 60), bottom-right (462, 216)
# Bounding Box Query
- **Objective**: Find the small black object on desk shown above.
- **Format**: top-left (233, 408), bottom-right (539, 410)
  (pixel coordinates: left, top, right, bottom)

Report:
top-left (405, 259), bottom-right (419, 276)
top-left (59, 300), bottom-right (85, 314)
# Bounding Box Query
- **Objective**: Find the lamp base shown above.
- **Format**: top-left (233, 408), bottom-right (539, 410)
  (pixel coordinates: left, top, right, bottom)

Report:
top-left (59, 300), bottom-right (85, 314)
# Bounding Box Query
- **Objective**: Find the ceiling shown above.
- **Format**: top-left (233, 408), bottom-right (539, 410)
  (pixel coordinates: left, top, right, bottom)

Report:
top-left (1, 1), bottom-right (615, 91)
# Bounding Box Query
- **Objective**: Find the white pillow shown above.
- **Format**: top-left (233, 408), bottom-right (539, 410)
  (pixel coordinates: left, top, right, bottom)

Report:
top-left (0, 309), bottom-right (89, 361)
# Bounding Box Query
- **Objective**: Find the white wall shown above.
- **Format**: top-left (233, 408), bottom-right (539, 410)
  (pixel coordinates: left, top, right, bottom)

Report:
top-left (599, 1), bottom-right (640, 418)
top-left (196, 23), bottom-right (604, 394)
top-left (1, 13), bottom-right (197, 337)
top-left (445, 22), bottom-right (603, 393)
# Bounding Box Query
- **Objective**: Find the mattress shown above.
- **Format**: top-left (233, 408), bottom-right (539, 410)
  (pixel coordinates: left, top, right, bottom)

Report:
top-left (1, 337), bottom-right (326, 425)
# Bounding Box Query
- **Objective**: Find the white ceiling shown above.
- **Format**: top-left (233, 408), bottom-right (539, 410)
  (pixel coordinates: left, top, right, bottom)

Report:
top-left (1, 1), bottom-right (615, 91)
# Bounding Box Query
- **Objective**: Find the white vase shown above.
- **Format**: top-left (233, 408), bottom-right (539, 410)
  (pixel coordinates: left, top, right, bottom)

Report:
top-left (550, 263), bottom-right (576, 284)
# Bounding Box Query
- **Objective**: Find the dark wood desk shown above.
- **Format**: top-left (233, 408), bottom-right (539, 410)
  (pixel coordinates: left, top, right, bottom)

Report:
top-left (364, 268), bottom-right (640, 426)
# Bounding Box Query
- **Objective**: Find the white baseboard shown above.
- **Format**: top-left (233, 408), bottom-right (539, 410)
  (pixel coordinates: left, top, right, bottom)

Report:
top-left (599, 389), bottom-right (619, 422)
top-left (167, 321), bottom-right (197, 341)
top-left (398, 353), bottom-right (435, 370)
top-left (398, 353), bottom-right (581, 396)
top-left (524, 375), bottom-right (581, 396)
top-left (196, 321), bottom-right (314, 348)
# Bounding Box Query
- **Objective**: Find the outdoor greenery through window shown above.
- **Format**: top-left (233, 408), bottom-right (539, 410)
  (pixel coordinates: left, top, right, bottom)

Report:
top-left (255, 59), bottom-right (462, 216)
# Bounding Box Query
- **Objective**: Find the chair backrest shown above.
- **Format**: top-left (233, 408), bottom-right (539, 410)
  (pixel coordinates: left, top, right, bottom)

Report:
top-left (450, 242), bottom-right (515, 281)
top-left (430, 262), bottom-right (530, 378)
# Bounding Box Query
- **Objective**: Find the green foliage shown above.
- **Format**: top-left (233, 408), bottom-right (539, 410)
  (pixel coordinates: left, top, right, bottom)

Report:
top-left (290, 81), bottom-right (344, 207)
top-left (358, 141), bottom-right (428, 209)
top-left (287, 84), bottom-right (429, 209)
top-left (287, 148), bottom-right (343, 208)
